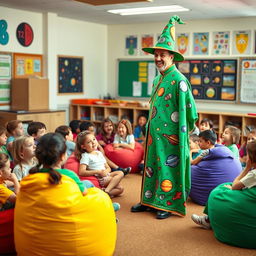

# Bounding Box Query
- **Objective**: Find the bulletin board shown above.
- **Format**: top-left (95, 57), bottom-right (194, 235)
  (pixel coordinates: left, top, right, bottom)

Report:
top-left (176, 59), bottom-right (238, 101)
top-left (0, 52), bottom-right (12, 105)
top-left (57, 55), bottom-right (83, 94)
top-left (118, 60), bottom-right (157, 97)
top-left (240, 57), bottom-right (256, 103)
top-left (13, 52), bottom-right (43, 78)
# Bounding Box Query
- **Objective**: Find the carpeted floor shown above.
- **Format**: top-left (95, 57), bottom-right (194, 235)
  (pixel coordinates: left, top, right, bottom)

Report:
top-left (113, 174), bottom-right (256, 256)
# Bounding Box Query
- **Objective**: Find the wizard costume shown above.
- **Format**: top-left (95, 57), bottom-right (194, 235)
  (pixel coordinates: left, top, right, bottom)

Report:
top-left (140, 16), bottom-right (198, 216)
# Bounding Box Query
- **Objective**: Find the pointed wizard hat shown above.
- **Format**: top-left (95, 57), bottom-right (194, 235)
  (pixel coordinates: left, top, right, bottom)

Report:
top-left (142, 15), bottom-right (184, 62)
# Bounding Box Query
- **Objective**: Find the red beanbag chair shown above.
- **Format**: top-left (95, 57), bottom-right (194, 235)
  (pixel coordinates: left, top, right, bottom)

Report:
top-left (64, 153), bottom-right (100, 188)
top-left (104, 142), bottom-right (144, 173)
top-left (0, 208), bottom-right (15, 254)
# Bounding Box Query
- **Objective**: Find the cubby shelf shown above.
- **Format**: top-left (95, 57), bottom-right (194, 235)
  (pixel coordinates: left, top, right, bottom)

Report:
top-left (70, 103), bottom-right (256, 143)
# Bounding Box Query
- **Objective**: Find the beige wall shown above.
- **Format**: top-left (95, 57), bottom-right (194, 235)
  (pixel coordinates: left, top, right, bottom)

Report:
top-left (107, 17), bottom-right (256, 113)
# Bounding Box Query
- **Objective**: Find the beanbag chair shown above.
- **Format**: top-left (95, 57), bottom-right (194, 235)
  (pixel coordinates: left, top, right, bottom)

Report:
top-left (104, 142), bottom-right (144, 173)
top-left (0, 209), bottom-right (15, 254)
top-left (14, 173), bottom-right (116, 256)
top-left (206, 183), bottom-right (256, 248)
top-left (190, 144), bottom-right (242, 205)
top-left (64, 153), bottom-right (100, 188)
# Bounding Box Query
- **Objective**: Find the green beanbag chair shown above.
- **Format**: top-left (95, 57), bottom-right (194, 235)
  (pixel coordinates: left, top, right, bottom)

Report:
top-left (206, 183), bottom-right (256, 249)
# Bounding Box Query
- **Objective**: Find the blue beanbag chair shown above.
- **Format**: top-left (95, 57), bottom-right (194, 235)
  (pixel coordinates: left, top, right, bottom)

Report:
top-left (190, 144), bottom-right (242, 205)
top-left (206, 183), bottom-right (256, 248)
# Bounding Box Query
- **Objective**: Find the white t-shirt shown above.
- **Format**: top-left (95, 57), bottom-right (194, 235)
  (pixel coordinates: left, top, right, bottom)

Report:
top-left (113, 134), bottom-right (135, 144)
top-left (80, 151), bottom-right (106, 170)
top-left (13, 163), bottom-right (35, 182)
top-left (240, 169), bottom-right (256, 189)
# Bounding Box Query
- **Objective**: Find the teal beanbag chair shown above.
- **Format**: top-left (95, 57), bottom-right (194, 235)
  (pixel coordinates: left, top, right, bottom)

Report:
top-left (206, 183), bottom-right (256, 248)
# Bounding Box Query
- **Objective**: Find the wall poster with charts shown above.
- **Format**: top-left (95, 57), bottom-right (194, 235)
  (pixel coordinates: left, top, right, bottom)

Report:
top-left (58, 55), bottom-right (83, 94)
top-left (240, 57), bottom-right (256, 104)
top-left (13, 53), bottom-right (43, 78)
top-left (176, 59), bottom-right (237, 101)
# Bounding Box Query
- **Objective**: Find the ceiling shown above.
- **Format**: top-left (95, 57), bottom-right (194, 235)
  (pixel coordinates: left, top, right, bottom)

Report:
top-left (1, 0), bottom-right (256, 25)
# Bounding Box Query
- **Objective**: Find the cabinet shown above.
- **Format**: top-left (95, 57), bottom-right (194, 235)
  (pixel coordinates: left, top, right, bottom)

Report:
top-left (0, 110), bottom-right (66, 132)
top-left (70, 103), bottom-right (256, 143)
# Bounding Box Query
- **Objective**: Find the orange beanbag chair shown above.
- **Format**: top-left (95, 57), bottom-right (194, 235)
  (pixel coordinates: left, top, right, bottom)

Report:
top-left (64, 153), bottom-right (100, 188)
top-left (0, 209), bottom-right (15, 254)
top-left (104, 142), bottom-right (144, 173)
top-left (15, 173), bottom-right (116, 256)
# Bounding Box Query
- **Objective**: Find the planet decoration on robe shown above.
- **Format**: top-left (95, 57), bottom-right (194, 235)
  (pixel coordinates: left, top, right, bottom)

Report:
top-left (163, 134), bottom-right (179, 145)
top-left (170, 111), bottom-right (179, 123)
top-left (145, 166), bottom-right (153, 178)
top-left (165, 154), bottom-right (179, 168)
top-left (179, 81), bottom-right (188, 92)
top-left (161, 179), bottom-right (173, 192)
top-left (148, 133), bottom-right (153, 146)
top-left (158, 87), bottom-right (165, 96)
top-left (145, 190), bottom-right (153, 199)
top-left (151, 106), bottom-right (157, 119)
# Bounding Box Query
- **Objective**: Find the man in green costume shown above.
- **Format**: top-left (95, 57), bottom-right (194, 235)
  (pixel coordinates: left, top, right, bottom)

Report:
top-left (131, 15), bottom-right (198, 219)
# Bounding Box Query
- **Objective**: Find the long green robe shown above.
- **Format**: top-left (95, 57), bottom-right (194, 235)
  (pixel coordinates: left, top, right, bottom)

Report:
top-left (141, 64), bottom-right (198, 216)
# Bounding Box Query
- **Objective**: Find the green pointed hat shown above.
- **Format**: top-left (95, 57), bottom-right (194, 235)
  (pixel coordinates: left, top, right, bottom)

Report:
top-left (143, 15), bottom-right (184, 62)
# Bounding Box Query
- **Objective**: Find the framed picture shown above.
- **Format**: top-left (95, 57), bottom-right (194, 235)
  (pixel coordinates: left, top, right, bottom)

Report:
top-left (13, 52), bottom-right (43, 78)
top-left (0, 51), bottom-right (12, 105)
top-left (58, 55), bottom-right (83, 94)
top-left (125, 35), bottom-right (138, 56)
top-left (232, 30), bottom-right (251, 55)
top-left (193, 32), bottom-right (209, 55)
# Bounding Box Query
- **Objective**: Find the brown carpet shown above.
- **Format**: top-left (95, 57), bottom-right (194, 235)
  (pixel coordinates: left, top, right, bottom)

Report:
top-left (113, 174), bottom-right (256, 256)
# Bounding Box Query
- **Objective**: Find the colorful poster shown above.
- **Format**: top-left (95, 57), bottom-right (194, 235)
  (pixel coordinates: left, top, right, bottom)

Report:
top-left (193, 32), bottom-right (209, 55)
top-left (0, 79), bottom-right (10, 104)
top-left (232, 30), bottom-right (251, 55)
top-left (141, 34), bottom-right (154, 55)
top-left (177, 33), bottom-right (189, 55)
top-left (25, 59), bottom-right (33, 74)
top-left (0, 52), bottom-right (11, 105)
top-left (58, 56), bottom-right (83, 94)
top-left (212, 31), bottom-right (230, 55)
top-left (125, 35), bottom-right (138, 56)
top-left (176, 59), bottom-right (237, 101)
top-left (240, 59), bottom-right (256, 103)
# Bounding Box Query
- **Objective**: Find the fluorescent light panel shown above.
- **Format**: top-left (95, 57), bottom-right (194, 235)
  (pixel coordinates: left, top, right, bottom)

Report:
top-left (108, 5), bottom-right (189, 15)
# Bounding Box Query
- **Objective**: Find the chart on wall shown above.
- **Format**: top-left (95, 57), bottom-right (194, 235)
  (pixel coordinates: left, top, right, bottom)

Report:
top-left (177, 59), bottom-right (237, 101)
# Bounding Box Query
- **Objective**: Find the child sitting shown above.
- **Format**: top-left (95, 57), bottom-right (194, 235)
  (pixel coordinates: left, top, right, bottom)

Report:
top-left (12, 135), bottom-right (37, 182)
top-left (27, 122), bottom-right (47, 145)
top-left (80, 121), bottom-right (131, 176)
top-left (191, 140), bottom-right (256, 229)
top-left (6, 120), bottom-right (24, 151)
top-left (96, 118), bottom-right (115, 147)
top-left (199, 118), bottom-right (214, 132)
top-left (221, 125), bottom-right (240, 158)
top-left (189, 134), bottom-right (201, 160)
top-left (134, 114), bottom-right (147, 144)
top-left (0, 126), bottom-right (11, 159)
top-left (76, 131), bottom-right (124, 198)
top-left (0, 153), bottom-right (20, 211)
top-left (114, 119), bottom-right (135, 151)
top-left (191, 130), bottom-right (217, 165)
top-left (55, 125), bottom-right (75, 157)
top-left (30, 133), bottom-right (88, 196)
top-left (69, 120), bottom-right (80, 141)
top-left (239, 129), bottom-right (256, 167)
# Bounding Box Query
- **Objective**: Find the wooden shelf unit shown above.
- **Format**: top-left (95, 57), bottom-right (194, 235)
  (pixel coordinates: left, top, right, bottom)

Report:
top-left (70, 103), bottom-right (256, 143)
top-left (0, 110), bottom-right (66, 133)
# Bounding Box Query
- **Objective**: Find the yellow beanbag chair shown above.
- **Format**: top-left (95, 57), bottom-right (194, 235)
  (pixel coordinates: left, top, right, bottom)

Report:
top-left (14, 173), bottom-right (116, 256)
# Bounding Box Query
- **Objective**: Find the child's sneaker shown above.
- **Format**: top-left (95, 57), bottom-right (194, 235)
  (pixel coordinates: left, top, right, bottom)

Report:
top-left (122, 167), bottom-right (132, 176)
top-left (113, 202), bottom-right (121, 212)
top-left (191, 214), bottom-right (211, 229)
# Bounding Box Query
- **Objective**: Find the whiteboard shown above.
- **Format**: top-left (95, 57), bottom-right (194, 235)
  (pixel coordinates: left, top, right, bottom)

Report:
top-left (240, 58), bottom-right (256, 103)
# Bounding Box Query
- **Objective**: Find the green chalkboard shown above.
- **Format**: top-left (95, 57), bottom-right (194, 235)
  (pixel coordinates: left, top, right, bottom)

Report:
top-left (118, 60), bottom-right (156, 97)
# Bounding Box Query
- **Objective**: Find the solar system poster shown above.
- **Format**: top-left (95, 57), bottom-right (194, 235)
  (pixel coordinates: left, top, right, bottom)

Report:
top-left (177, 59), bottom-right (237, 101)
top-left (58, 56), bottom-right (83, 94)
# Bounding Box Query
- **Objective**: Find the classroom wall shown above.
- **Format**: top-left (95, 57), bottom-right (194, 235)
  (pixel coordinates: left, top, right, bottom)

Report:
top-left (0, 6), bottom-right (108, 118)
top-left (107, 17), bottom-right (256, 113)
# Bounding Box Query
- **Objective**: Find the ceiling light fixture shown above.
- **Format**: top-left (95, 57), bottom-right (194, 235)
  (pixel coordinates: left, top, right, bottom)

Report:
top-left (108, 5), bottom-right (189, 15)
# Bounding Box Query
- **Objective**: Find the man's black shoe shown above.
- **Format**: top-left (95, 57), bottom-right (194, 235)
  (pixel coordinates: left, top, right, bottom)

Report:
top-left (156, 210), bottom-right (172, 219)
top-left (131, 203), bottom-right (149, 212)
